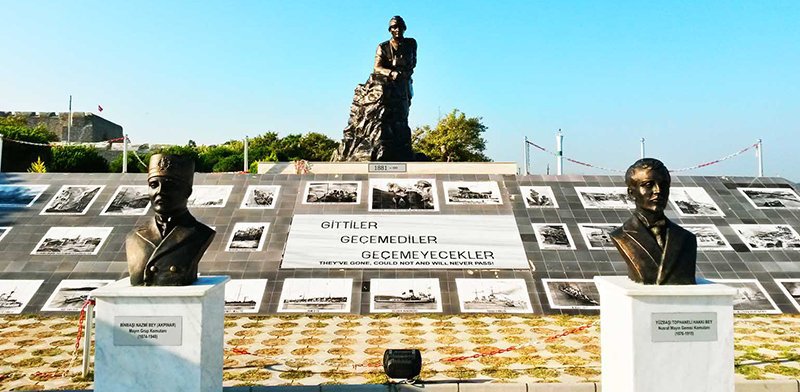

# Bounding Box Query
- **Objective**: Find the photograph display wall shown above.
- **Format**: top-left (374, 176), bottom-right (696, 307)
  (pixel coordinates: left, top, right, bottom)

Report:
top-left (0, 227), bottom-right (11, 243)
top-left (369, 278), bottom-right (442, 313)
top-left (225, 222), bottom-right (270, 252)
top-left (542, 279), bottom-right (600, 310)
top-left (730, 224), bottom-right (800, 251)
top-left (100, 185), bottom-right (150, 215)
top-left (303, 182), bottom-right (360, 204)
top-left (32, 227), bottom-right (113, 255)
top-left (520, 186), bottom-right (558, 208)
top-left (369, 179), bottom-right (438, 211)
top-left (708, 279), bottom-right (781, 314)
top-left (669, 187), bottom-right (725, 216)
top-left (775, 279), bottom-right (800, 312)
top-left (455, 279), bottom-right (533, 314)
top-left (42, 280), bottom-right (113, 312)
top-left (738, 188), bottom-right (800, 209)
top-left (532, 223), bottom-right (577, 250)
top-left (224, 279), bottom-right (268, 313)
top-left (682, 225), bottom-right (733, 251)
top-left (577, 223), bottom-right (619, 250)
top-left (0, 184), bottom-right (48, 208)
top-left (0, 280), bottom-right (44, 314)
top-left (574, 187), bottom-right (633, 209)
top-left (40, 185), bottom-right (104, 215)
top-left (443, 181), bottom-right (502, 205)
top-left (277, 278), bottom-right (353, 313)
top-left (240, 185), bottom-right (281, 209)
top-left (187, 185), bottom-right (233, 208)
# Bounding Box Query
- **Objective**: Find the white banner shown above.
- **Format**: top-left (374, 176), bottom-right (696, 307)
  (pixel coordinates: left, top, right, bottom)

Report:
top-left (282, 215), bottom-right (528, 269)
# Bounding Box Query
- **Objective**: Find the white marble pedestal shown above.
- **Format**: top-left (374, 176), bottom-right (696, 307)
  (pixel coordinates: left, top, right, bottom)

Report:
top-left (92, 276), bottom-right (229, 392)
top-left (594, 276), bottom-right (736, 392)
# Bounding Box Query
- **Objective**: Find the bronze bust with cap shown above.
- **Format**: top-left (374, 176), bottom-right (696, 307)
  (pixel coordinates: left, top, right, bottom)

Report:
top-left (609, 158), bottom-right (697, 285)
top-left (125, 154), bottom-right (215, 286)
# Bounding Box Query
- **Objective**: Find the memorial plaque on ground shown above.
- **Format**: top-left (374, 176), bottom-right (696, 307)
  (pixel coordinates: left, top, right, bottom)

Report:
top-left (282, 215), bottom-right (528, 269)
top-left (651, 312), bottom-right (717, 342)
top-left (113, 316), bottom-right (183, 346)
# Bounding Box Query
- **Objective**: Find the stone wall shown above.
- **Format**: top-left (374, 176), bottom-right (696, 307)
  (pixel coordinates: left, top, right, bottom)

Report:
top-left (0, 111), bottom-right (123, 143)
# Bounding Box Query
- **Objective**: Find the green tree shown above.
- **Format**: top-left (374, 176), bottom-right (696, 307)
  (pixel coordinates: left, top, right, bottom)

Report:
top-left (49, 145), bottom-right (110, 172)
top-left (109, 154), bottom-right (145, 173)
top-left (0, 115), bottom-right (59, 172)
top-left (412, 109), bottom-right (491, 162)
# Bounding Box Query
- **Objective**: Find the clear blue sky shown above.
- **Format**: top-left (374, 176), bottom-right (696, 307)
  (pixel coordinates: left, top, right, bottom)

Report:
top-left (2, 1), bottom-right (798, 180)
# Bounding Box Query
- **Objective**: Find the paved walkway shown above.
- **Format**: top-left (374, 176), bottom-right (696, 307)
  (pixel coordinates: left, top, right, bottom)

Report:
top-left (0, 314), bottom-right (798, 391)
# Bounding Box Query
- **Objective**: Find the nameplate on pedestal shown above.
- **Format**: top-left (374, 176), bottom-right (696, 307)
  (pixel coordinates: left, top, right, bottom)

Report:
top-left (113, 316), bottom-right (183, 346)
top-left (651, 312), bottom-right (717, 342)
top-left (368, 163), bottom-right (407, 173)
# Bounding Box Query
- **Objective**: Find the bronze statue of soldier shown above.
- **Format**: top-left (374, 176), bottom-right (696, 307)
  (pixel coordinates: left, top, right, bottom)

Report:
top-left (125, 154), bottom-right (215, 286)
top-left (332, 15), bottom-right (418, 162)
top-left (610, 158), bottom-right (697, 285)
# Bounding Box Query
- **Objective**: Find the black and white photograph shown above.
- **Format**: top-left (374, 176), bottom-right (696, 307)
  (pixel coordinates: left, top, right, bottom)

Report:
top-left (369, 278), bottom-right (442, 313)
top-left (369, 178), bottom-right (438, 211)
top-left (577, 223), bottom-right (619, 250)
top-left (708, 279), bottom-right (780, 314)
top-left (0, 184), bottom-right (48, 208)
top-left (0, 280), bottom-right (44, 314)
top-left (738, 187), bottom-right (800, 209)
top-left (443, 181), bottom-right (502, 205)
top-left (456, 279), bottom-right (533, 313)
top-left (277, 278), bottom-right (352, 313)
top-left (41, 279), bottom-right (113, 312)
top-left (187, 185), bottom-right (234, 208)
top-left (683, 224), bottom-right (733, 251)
top-left (0, 227), bottom-right (11, 243)
top-left (240, 185), bottom-right (281, 209)
top-left (303, 181), bottom-right (360, 204)
top-left (730, 224), bottom-right (800, 251)
top-left (669, 187), bottom-right (725, 216)
top-left (542, 279), bottom-right (600, 310)
top-left (224, 279), bottom-right (268, 313)
top-left (40, 185), bottom-right (104, 215)
top-left (520, 186), bottom-right (558, 208)
top-left (532, 223), bottom-right (577, 250)
top-left (574, 187), bottom-right (634, 209)
top-left (100, 185), bottom-right (151, 215)
top-left (32, 227), bottom-right (113, 255)
top-left (774, 279), bottom-right (800, 312)
top-left (225, 222), bottom-right (269, 252)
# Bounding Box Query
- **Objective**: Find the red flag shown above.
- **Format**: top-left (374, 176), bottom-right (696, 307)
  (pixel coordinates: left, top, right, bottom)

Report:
top-left (98, 105), bottom-right (103, 112)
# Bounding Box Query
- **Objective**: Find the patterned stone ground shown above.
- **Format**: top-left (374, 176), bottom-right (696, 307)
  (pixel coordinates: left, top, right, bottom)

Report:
top-left (0, 314), bottom-right (798, 390)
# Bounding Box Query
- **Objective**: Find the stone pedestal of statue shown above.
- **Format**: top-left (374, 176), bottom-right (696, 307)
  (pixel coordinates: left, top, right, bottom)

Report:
top-left (594, 276), bottom-right (736, 392)
top-left (92, 276), bottom-right (229, 392)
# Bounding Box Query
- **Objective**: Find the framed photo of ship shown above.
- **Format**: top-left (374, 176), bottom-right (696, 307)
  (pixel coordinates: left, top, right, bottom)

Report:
top-left (369, 179), bottom-right (439, 211)
top-left (707, 279), bottom-right (780, 314)
top-left (669, 187), bottom-right (725, 216)
top-left (240, 185), bottom-right (281, 209)
top-left (683, 224), bottom-right (733, 251)
top-left (577, 223), bottom-right (619, 250)
top-left (41, 279), bottom-right (113, 312)
top-left (277, 278), bottom-right (353, 313)
top-left (738, 187), bottom-right (800, 209)
top-left (187, 185), bottom-right (234, 208)
top-left (225, 222), bottom-right (269, 252)
top-left (542, 279), bottom-right (600, 310)
top-left (730, 224), bottom-right (800, 251)
top-left (455, 279), bottom-right (533, 314)
top-left (443, 181), bottom-right (502, 205)
top-left (40, 185), bottom-right (104, 215)
top-left (32, 227), bottom-right (113, 255)
top-left (574, 187), bottom-right (634, 209)
top-left (224, 279), bottom-right (268, 314)
top-left (100, 185), bottom-right (151, 216)
top-left (774, 279), bottom-right (800, 312)
top-left (369, 278), bottom-right (442, 313)
top-left (303, 182), bottom-right (360, 205)
top-left (0, 184), bottom-right (48, 208)
top-left (0, 227), bottom-right (11, 243)
top-left (532, 223), bottom-right (577, 250)
top-left (520, 186), bottom-right (558, 208)
top-left (0, 280), bottom-right (44, 314)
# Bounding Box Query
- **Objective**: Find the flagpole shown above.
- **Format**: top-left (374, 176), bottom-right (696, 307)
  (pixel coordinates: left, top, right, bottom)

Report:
top-left (67, 95), bottom-right (73, 145)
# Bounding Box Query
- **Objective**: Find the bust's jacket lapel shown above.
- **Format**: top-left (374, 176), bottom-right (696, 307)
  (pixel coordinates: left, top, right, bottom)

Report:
top-left (621, 217), bottom-right (662, 270)
top-left (657, 220), bottom-right (688, 284)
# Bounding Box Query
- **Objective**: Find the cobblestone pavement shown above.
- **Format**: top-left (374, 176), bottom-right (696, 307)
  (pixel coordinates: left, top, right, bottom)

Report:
top-left (0, 314), bottom-right (798, 390)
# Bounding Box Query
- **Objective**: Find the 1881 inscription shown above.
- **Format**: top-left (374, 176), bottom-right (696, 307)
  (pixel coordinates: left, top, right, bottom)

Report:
top-left (651, 312), bottom-right (717, 342)
top-left (114, 316), bottom-right (183, 346)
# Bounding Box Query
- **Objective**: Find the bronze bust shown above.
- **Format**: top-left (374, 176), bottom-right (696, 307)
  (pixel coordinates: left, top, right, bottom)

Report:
top-left (125, 154), bottom-right (215, 286)
top-left (610, 158), bottom-right (697, 285)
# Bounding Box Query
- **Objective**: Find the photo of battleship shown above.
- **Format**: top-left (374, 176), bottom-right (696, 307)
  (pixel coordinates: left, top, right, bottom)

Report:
top-left (456, 279), bottom-right (533, 313)
top-left (577, 223), bottom-right (619, 249)
top-left (731, 224), bottom-right (800, 251)
top-left (32, 227), bottom-right (113, 255)
top-left (370, 278), bottom-right (442, 313)
top-left (574, 187), bottom-right (633, 209)
top-left (669, 187), bottom-right (725, 216)
top-left (369, 179), bottom-right (438, 211)
top-left (187, 185), bottom-right (233, 208)
top-left (520, 186), bottom-right (558, 208)
top-left (241, 185), bottom-right (281, 209)
top-left (775, 279), bottom-right (800, 312)
top-left (532, 223), bottom-right (576, 250)
top-left (40, 185), bottom-right (104, 215)
top-left (739, 187), bottom-right (800, 209)
top-left (709, 279), bottom-right (780, 314)
top-left (224, 279), bottom-right (267, 313)
top-left (0, 184), bottom-right (48, 208)
top-left (303, 182), bottom-right (359, 204)
top-left (683, 224), bottom-right (733, 251)
top-left (443, 181), bottom-right (502, 205)
top-left (41, 280), bottom-right (112, 312)
top-left (277, 278), bottom-right (352, 313)
top-left (0, 280), bottom-right (43, 314)
top-left (100, 185), bottom-right (150, 215)
top-left (225, 222), bottom-right (269, 252)
top-left (542, 279), bottom-right (600, 310)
